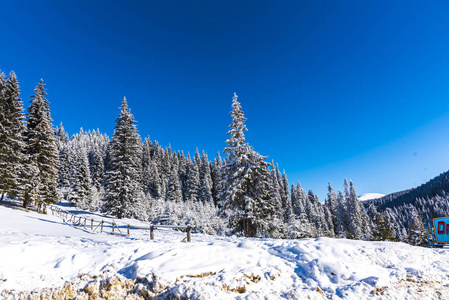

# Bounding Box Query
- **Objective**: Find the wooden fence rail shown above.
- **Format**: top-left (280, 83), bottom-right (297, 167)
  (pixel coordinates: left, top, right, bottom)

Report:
top-left (49, 205), bottom-right (194, 242)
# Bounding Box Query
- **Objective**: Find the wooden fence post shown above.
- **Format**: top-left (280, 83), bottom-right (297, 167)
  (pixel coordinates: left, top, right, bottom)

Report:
top-left (91, 219), bottom-right (93, 230)
top-left (112, 222), bottom-right (115, 233)
top-left (127, 224), bottom-right (130, 236)
top-left (187, 225), bottom-right (191, 243)
top-left (150, 225), bottom-right (154, 240)
top-left (101, 220), bottom-right (103, 233)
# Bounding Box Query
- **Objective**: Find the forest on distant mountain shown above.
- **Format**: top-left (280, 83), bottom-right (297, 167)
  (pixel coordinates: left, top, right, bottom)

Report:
top-left (2, 70), bottom-right (447, 246)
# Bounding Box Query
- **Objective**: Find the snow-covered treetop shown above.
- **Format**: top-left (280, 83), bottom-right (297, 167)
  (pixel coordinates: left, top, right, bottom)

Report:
top-left (224, 93), bottom-right (248, 162)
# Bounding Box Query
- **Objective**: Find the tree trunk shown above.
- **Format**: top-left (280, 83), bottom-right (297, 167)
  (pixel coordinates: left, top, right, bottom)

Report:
top-left (0, 192), bottom-right (5, 201)
top-left (23, 200), bottom-right (29, 212)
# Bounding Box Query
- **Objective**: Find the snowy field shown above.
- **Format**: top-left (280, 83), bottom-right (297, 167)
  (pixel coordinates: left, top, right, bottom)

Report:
top-left (1, 200), bottom-right (449, 299)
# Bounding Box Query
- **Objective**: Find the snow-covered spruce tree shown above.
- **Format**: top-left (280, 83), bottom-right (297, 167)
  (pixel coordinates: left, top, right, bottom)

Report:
top-left (281, 171), bottom-right (292, 221)
top-left (368, 204), bottom-right (394, 241)
top-left (268, 165), bottom-right (287, 237)
top-left (165, 159), bottom-right (182, 203)
top-left (185, 158), bottom-right (200, 203)
top-left (335, 189), bottom-right (348, 237)
top-left (24, 80), bottom-right (59, 211)
top-left (345, 179), bottom-right (372, 240)
top-left (198, 151), bottom-right (213, 203)
top-left (406, 205), bottom-right (427, 246)
top-left (323, 205), bottom-right (335, 237)
top-left (142, 137), bottom-right (162, 199)
top-left (0, 72), bottom-right (8, 200)
top-left (55, 123), bottom-right (69, 145)
top-left (0, 71), bottom-right (26, 201)
top-left (219, 93), bottom-right (274, 237)
top-left (211, 152), bottom-right (223, 206)
top-left (57, 148), bottom-right (71, 192)
top-left (305, 190), bottom-right (327, 236)
top-left (69, 145), bottom-right (92, 210)
top-left (289, 183), bottom-right (313, 238)
top-left (272, 164), bottom-right (286, 219)
top-left (104, 97), bottom-right (145, 219)
top-left (325, 182), bottom-right (346, 237)
top-left (164, 162), bottom-right (184, 224)
top-left (291, 182), bottom-right (306, 217)
top-left (89, 146), bottom-right (105, 191)
top-left (270, 166), bottom-right (284, 218)
top-left (177, 151), bottom-right (188, 202)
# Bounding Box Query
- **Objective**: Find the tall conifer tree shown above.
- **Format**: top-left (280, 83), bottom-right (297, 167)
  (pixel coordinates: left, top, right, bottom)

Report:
top-left (24, 80), bottom-right (59, 210)
top-left (219, 93), bottom-right (273, 237)
top-left (0, 72), bottom-right (26, 200)
top-left (104, 97), bottom-right (143, 219)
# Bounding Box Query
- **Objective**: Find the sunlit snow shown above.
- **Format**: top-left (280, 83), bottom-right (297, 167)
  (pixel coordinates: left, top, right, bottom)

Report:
top-left (1, 200), bottom-right (449, 299)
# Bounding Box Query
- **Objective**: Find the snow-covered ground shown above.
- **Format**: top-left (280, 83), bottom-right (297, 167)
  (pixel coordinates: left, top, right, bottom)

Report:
top-left (358, 193), bottom-right (386, 202)
top-left (1, 200), bottom-right (449, 299)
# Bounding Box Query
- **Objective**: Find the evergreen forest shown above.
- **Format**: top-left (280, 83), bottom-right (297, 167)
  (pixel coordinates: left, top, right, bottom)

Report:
top-left (1, 70), bottom-right (446, 246)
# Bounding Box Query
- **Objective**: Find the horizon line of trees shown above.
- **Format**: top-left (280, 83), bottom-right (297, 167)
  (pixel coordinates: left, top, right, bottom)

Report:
top-left (0, 70), bottom-right (432, 245)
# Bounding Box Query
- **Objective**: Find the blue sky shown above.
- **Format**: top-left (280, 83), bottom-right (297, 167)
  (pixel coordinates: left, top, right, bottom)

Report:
top-left (2, 1), bottom-right (449, 199)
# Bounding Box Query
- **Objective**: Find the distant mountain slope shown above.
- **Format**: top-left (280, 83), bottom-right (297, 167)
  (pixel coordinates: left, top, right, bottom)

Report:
top-left (363, 169), bottom-right (449, 213)
top-left (358, 193), bottom-right (385, 201)
top-left (362, 170), bottom-right (449, 242)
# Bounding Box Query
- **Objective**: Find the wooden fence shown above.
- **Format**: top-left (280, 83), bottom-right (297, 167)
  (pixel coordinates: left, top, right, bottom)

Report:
top-left (50, 206), bottom-right (194, 242)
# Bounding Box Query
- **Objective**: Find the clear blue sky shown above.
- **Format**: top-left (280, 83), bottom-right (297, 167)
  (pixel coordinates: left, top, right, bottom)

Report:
top-left (2, 1), bottom-right (449, 199)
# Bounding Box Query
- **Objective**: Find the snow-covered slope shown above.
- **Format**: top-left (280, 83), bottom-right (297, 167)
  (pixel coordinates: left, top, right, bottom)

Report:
top-left (358, 193), bottom-right (386, 201)
top-left (1, 200), bottom-right (449, 299)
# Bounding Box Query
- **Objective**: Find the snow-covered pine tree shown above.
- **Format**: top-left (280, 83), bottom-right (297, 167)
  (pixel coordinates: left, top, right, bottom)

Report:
top-left (0, 72), bottom-right (7, 200)
top-left (164, 162), bottom-right (183, 224)
top-left (268, 164), bottom-right (287, 237)
top-left (177, 151), bottom-right (188, 202)
top-left (55, 123), bottom-right (71, 194)
top-left (69, 145), bottom-right (92, 210)
top-left (406, 205), bottom-right (427, 246)
top-left (55, 123), bottom-right (69, 145)
top-left (345, 180), bottom-right (372, 240)
top-left (272, 164), bottom-right (286, 219)
top-left (24, 80), bottom-right (59, 210)
top-left (142, 137), bottom-right (162, 199)
top-left (270, 166), bottom-right (284, 219)
top-left (219, 93), bottom-right (274, 237)
top-left (89, 146), bottom-right (105, 191)
top-left (286, 184), bottom-right (310, 238)
top-left (185, 157), bottom-right (200, 203)
top-left (198, 151), bottom-right (213, 203)
top-left (211, 152), bottom-right (223, 206)
top-left (57, 144), bottom-right (71, 190)
top-left (104, 97), bottom-right (144, 219)
top-left (367, 204), bottom-right (394, 241)
top-left (158, 145), bottom-right (172, 195)
top-left (165, 162), bottom-right (182, 203)
top-left (0, 71), bottom-right (26, 201)
top-left (291, 182), bottom-right (307, 217)
top-left (325, 182), bottom-right (346, 237)
top-left (305, 190), bottom-right (327, 236)
top-left (281, 171), bottom-right (292, 221)
top-left (336, 189), bottom-right (348, 237)
top-left (323, 205), bottom-right (335, 237)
